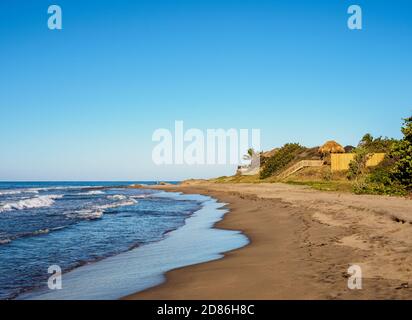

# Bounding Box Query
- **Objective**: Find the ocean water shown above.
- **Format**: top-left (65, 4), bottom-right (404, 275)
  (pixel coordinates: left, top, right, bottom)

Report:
top-left (21, 193), bottom-right (249, 300)
top-left (0, 181), bottom-right (207, 300)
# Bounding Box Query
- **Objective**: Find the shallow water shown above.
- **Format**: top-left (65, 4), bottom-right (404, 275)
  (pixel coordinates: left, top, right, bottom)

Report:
top-left (21, 193), bottom-right (249, 300)
top-left (0, 182), bottom-right (202, 299)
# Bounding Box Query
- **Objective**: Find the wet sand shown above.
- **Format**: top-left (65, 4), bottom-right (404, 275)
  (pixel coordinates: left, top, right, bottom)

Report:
top-left (126, 182), bottom-right (412, 300)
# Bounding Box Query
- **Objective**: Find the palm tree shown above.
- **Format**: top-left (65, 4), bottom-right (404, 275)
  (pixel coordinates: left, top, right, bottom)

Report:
top-left (243, 148), bottom-right (260, 169)
top-left (243, 148), bottom-right (255, 161)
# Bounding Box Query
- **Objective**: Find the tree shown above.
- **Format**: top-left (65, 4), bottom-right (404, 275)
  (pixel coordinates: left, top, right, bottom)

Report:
top-left (359, 133), bottom-right (373, 147)
top-left (357, 133), bottom-right (396, 153)
top-left (347, 147), bottom-right (370, 180)
top-left (348, 133), bottom-right (396, 180)
top-left (243, 148), bottom-right (255, 160)
top-left (390, 116), bottom-right (412, 190)
top-left (242, 148), bottom-right (260, 169)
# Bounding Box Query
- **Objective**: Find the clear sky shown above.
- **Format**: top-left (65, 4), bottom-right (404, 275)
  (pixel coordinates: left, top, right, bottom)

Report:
top-left (1, 0), bottom-right (411, 181)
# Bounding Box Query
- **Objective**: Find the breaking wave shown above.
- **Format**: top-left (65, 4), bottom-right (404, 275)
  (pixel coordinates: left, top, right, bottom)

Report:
top-left (0, 195), bottom-right (63, 212)
top-left (107, 194), bottom-right (127, 200)
top-left (66, 196), bottom-right (138, 220)
top-left (0, 186), bottom-right (104, 197)
top-left (98, 196), bottom-right (138, 211)
top-left (76, 190), bottom-right (105, 196)
top-left (74, 209), bottom-right (104, 220)
top-left (130, 194), bottom-right (151, 199)
top-left (0, 239), bottom-right (11, 245)
top-left (0, 188), bottom-right (40, 196)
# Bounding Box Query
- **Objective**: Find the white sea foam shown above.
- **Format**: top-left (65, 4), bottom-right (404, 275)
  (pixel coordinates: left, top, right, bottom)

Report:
top-left (0, 195), bottom-right (63, 212)
top-left (32, 228), bottom-right (50, 235)
top-left (46, 186), bottom-right (98, 190)
top-left (87, 190), bottom-right (105, 195)
top-left (107, 194), bottom-right (127, 200)
top-left (69, 196), bottom-right (138, 220)
top-left (130, 194), bottom-right (151, 199)
top-left (0, 186), bottom-right (100, 196)
top-left (98, 198), bottom-right (138, 210)
top-left (0, 188), bottom-right (40, 195)
top-left (21, 195), bottom-right (249, 300)
top-left (0, 190), bottom-right (22, 195)
top-left (76, 190), bottom-right (105, 196)
top-left (75, 209), bottom-right (104, 220)
top-left (0, 239), bottom-right (11, 245)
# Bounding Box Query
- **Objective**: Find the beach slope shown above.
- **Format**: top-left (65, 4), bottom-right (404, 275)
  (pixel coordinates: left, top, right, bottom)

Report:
top-left (126, 182), bottom-right (412, 300)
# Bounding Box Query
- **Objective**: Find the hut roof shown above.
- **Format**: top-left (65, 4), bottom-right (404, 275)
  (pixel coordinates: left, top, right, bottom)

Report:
top-left (318, 140), bottom-right (345, 154)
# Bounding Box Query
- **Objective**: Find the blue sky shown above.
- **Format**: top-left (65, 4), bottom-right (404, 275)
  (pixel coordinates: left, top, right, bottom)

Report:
top-left (0, 0), bottom-right (411, 181)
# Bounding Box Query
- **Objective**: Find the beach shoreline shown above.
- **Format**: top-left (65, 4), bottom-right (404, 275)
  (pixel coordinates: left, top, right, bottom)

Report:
top-left (126, 182), bottom-right (412, 300)
top-left (17, 189), bottom-right (247, 300)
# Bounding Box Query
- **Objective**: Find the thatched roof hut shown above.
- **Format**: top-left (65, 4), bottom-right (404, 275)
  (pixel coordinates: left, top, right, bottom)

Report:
top-left (318, 140), bottom-right (345, 154)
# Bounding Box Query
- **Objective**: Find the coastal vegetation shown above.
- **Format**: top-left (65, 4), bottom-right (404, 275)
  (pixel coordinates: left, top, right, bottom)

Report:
top-left (259, 143), bottom-right (307, 179)
top-left (217, 115), bottom-right (412, 197)
top-left (351, 116), bottom-right (412, 196)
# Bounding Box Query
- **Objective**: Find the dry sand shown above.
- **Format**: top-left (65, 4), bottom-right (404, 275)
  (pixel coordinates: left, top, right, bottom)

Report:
top-left (125, 182), bottom-right (412, 300)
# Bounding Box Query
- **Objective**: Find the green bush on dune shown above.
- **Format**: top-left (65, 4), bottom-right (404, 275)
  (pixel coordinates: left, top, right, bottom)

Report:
top-left (390, 116), bottom-right (412, 190)
top-left (347, 147), bottom-right (371, 181)
top-left (259, 143), bottom-right (306, 179)
top-left (347, 134), bottom-right (396, 181)
top-left (241, 115), bottom-right (411, 197)
top-left (352, 165), bottom-right (407, 196)
top-left (350, 116), bottom-right (412, 196)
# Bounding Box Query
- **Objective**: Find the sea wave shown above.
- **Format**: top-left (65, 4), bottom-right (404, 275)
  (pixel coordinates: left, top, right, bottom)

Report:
top-left (0, 226), bottom-right (69, 245)
top-left (0, 238), bottom-right (11, 245)
top-left (107, 194), bottom-right (127, 200)
top-left (0, 186), bottom-right (104, 196)
top-left (43, 186), bottom-right (99, 191)
top-left (64, 196), bottom-right (138, 220)
top-left (0, 195), bottom-right (63, 212)
top-left (76, 190), bottom-right (105, 196)
top-left (75, 209), bottom-right (104, 220)
top-left (98, 198), bottom-right (138, 210)
top-left (0, 190), bottom-right (23, 195)
top-left (130, 194), bottom-right (151, 199)
top-left (0, 188), bottom-right (40, 196)
top-left (32, 228), bottom-right (50, 235)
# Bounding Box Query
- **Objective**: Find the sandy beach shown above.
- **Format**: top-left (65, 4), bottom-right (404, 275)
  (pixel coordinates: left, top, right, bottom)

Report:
top-left (126, 181), bottom-right (412, 300)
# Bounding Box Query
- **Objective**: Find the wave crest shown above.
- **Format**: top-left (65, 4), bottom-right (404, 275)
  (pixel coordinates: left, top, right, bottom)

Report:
top-left (75, 190), bottom-right (105, 196)
top-left (0, 188), bottom-right (40, 196)
top-left (0, 195), bottom-right (63, 212)
top-left (98, 198), bottom-right (138, 210)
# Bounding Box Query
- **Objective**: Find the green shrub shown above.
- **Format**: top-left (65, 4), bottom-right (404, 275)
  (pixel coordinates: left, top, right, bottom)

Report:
top-left (390, 116), bottom-right (412, 190)
top-left (347, 148), bottom-right (370, 180)
top-left (366, 157), bottom-right (394, 182)
top-left (348, 134), bottom-right (396, 181)
top-left (352, 179), bottom-right (407, 196)
top-left (347, 128), bottom-right (410, 196)
top-left (260, 143), bottom-right (306, 179)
